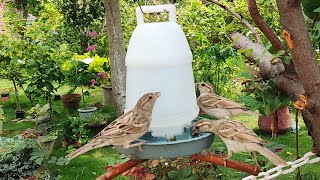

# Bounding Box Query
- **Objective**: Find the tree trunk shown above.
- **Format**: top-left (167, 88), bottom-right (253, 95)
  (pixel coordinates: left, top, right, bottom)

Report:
top-left (104, 0), bottom-right (126, 116)
top-left (276, 0), bottom-right (320, 155)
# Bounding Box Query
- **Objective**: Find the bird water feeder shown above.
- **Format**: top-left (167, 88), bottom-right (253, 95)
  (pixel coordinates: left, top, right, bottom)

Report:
top-left (116, 4), bottom-right (213, 159)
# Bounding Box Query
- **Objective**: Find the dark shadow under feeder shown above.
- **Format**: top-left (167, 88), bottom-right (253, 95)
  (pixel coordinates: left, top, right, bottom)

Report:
top-left (115, 118), bottom-right (213, 160)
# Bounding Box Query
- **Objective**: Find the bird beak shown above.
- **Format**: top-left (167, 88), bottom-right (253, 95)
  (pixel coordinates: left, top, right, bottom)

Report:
top-left (154, 92), bottom-right (161, 99)
top-left (195, 83), bottom-right (199, 88)
top-left (191, 127), bottom-right (198, 136)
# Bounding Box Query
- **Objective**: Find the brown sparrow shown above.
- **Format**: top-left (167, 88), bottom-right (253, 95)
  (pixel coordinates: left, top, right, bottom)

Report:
top-left (67, 92), bottom-right (161, 160)
top-left (192, 119), bottom-right (287, 166)
top-left (196, 82), bottom-right (258, 119)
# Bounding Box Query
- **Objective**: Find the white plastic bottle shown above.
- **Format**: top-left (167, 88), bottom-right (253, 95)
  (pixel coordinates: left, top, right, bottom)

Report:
top-left (125, 5), bottom-right (199, 138)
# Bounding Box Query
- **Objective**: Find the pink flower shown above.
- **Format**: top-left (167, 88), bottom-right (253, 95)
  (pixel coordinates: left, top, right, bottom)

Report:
top-left (2, 97), bottom-right (8, 103)
top-left (98, 72), bottom-right (108, 80)
top-left (86, 45), bottom-right (96, 52)
top-left (98, 72), bottom-right (109, 84)
top-left (88, 31), bottom-right (98, 39)
top-left (91, 79), bottom-right (97, 86)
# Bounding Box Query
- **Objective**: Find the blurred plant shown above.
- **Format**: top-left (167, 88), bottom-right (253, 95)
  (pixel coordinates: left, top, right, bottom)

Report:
top-left (1, 1), bottom-right (70, 110)
top-left (0, 34), bottom-right (26, 111)
top-left (239, 69), bottom-right (290, 117)
top-left (17, 104), bottom-right (51, 129)
top-left (98, 72), bottom-right (110, 85)
top-left (54, 0), bottom-right (106, 55)
top-left (103, 156), bottom-right (224, 179)
top-left (0, 96), bottom-right (6, 134)
top-left (84, 111), bottom-right (111, 127)
top-left (0, 135), bottom-right (68, 179)
top-left (55, 117), bottom-right (90, 148)
top-left (62, 59), bottom-right (97, 107)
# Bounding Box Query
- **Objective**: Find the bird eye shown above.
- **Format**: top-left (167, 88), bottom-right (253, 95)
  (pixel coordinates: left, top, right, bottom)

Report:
top-left (195, 126), bottom-right (199, 130)
top-left (148, 96), bottom-right (153, 100)
top-left (201, 83), bottom-right (205, 86)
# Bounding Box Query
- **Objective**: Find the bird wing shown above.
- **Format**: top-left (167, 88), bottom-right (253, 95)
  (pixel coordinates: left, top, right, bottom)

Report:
top-left (94, 110), bottom-right (150, 139)
top-left (216, 120), bottom-right (265, 144)
top-left (198, 93), bottom-right (247, 110)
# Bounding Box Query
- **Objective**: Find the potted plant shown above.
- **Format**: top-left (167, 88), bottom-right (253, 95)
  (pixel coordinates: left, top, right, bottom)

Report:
top-left (55, 116), bottom-right (90, 148)
top-left (83, 111), bottom-right (111, 134)
top-left (80, 54), bottom-right (112, 106)
top-left (17, 103), bottom-right (57, 156)
top-left (240, 79), bottom-right (292, 135)
top-left (17, 103), bottom-right (51, 130)
top-left (61, 57), bottom-right (98, 118)
top-left (0, 34), bottom-right (27, 119)
top-left (98, 71), bottom-right (113, 106)
top-left (60, 93), bottom-right (82, 111)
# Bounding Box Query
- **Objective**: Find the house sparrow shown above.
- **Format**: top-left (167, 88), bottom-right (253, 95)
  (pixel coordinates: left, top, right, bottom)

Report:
top-left (67, 92), bottom-right (161, 160)
top-left (192, 119), bottom-right (287, 166)
top-left (196, 82), bottom-right (258, 119)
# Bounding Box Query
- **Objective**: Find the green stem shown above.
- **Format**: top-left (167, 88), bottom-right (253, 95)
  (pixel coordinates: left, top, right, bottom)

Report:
top-left (81, 84), bottom-right (86, 107)
top-left (12, 78), bottom-right (21, 111)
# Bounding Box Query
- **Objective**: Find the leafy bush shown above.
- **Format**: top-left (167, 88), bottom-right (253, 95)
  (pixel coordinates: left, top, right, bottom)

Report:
top-left (0, 136), bottom-right (40, 179)
top-left (84, 111), bottom-right (111, 126)
top-left (54, 0), bottom-right (106, 55)
top-left (55, 117), bottom-right (91, 147)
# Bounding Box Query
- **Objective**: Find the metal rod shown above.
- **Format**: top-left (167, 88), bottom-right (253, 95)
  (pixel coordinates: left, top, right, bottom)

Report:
top-left (295, 110), bottom-right (301, 180)
top-left (191, 154), bottom-right (260, 176)
top-left (96, 159), bottom-right (143, 180)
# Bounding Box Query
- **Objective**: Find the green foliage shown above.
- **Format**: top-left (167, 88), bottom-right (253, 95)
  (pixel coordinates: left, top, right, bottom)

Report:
top-left (88, 55), bottom-right (110, 74)
top-left (62, 60), bottom-right (97, 106)
top-left (0, 136), bottom-right (40, 179)
top-left (54, 0), bottom-right (106, 55)
top-left (54, 117), bottom-right (91, 146)
top-left (128, 158), bottom-right (223, 179)
top-left (1, 2), bottom-right (71, 105)
top-left (84, 111), bottom-right (111, 126)
top-left (21, 4), bottom-right (70, 104)
top-left (0, 106), bottom-right (4, 120)
top-left (20, 103), bottom-right (50, 126)
top-left (240, 79), bottom-right (290, 116)
top-left (309, 22), bottom-right (320, 49)
top-left (72, 53), bottom-right (110, 74)
top-left (302, 0), bottom-right (320, 20)
top-left (177, 0), bottom-right (249, 97)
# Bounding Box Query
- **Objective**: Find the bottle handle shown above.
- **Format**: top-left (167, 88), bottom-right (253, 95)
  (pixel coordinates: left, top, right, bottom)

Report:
top-left (136, 4), bottom-right (176, 25)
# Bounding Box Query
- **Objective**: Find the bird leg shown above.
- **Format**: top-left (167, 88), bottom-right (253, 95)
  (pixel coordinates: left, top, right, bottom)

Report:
top-left (250, 152), bottom-right (259, 167)
top-left (123, 140), bottom-right (146, 151)
top-left (220, 150), bottom-right (232, 167)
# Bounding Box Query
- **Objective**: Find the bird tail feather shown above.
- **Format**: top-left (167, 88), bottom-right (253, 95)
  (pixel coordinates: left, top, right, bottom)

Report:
top-left (253, 144), bottom-right (287, 165)
top-left (67, 139), bottom-right (108, 160)
top-left (244, 110), bottom-right (260, 116)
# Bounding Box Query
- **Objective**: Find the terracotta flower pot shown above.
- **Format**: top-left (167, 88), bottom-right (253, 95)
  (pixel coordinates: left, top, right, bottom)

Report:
top-left (258, 106), bottom-right (292, 134)
top-left (61, 94), bottom-right (82, 111)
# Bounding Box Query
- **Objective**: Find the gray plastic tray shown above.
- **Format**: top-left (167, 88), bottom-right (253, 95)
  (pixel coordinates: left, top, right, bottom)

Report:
top-left (115, 118), bottom-right (213, 159)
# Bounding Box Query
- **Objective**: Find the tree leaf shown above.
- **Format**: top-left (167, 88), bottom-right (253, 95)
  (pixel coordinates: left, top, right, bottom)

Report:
top-left (182, 166), bottom-right (192, 177)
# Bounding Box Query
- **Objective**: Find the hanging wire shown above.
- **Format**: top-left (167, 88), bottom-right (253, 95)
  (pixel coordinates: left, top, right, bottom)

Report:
top-left (138, 0), bottom-right (146, 14)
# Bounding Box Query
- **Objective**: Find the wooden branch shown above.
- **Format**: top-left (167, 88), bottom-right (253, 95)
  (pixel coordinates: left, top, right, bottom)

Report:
top-left (191, 154), bottom-right (260, 175)
top-left (231, 32), bottom-right (285, 79)
top-left (277, 0), bottom-right (320, 156)
top-left (206, 0), bottom-right (262, 44)
top-left (247, 0), bottom-right (284, 52)
top-left (247, 0), bottom-right (296, 73)
top-left (96, 159), bottom-right (143, 180)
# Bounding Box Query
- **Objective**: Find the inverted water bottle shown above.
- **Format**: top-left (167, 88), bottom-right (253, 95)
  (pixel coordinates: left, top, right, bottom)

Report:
top-left (125, 4), bottom-right (199, 138)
